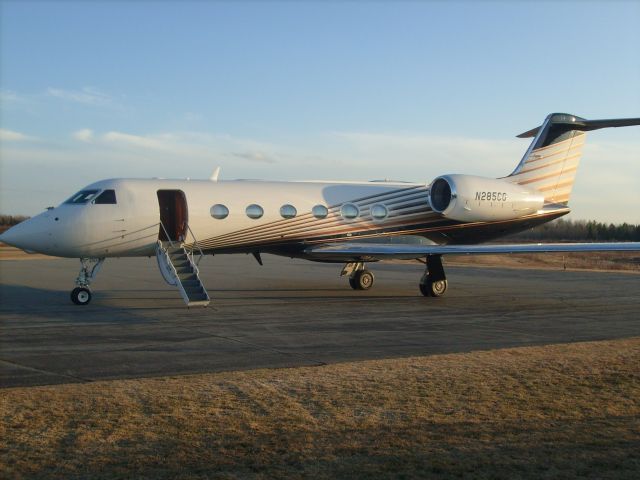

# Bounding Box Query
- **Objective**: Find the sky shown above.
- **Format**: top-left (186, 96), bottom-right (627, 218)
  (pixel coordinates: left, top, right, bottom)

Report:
top-left (1, 0), bottom-right (639, 222)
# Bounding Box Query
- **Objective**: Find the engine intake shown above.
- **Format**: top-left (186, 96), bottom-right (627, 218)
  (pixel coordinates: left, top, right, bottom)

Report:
top-left (428, 174), bottom-right (544, 222)
top-left (430, 177), bottom-right (453, 213)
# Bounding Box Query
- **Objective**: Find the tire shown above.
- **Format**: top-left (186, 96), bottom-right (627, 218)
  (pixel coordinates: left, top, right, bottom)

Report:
top-left (419, 277), bottom-right (448, 297)
top-left (353, 270), bottom-right (374, 290)
top-left (430, 279), bottom-right (448, 297)
top-left (348, 276), bottom-right (358, 290)
top-left (71, 287), bottom-right (92, 305)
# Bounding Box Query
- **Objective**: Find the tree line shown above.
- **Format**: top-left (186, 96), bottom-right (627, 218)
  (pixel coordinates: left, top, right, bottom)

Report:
top-left (0, 215), bottom-right (30, 226)
top-left (510, 218), bottom-right (640, 242)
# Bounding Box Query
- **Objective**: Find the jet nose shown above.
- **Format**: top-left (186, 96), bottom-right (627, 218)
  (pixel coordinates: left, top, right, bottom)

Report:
top-left (0, 214), bottom-right (52, 254)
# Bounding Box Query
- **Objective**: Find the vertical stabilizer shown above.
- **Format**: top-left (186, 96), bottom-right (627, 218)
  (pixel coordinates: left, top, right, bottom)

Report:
top-left (506, 113), bottom-right (640, 206)
top-left (507, 113), bottom-right (586, 206)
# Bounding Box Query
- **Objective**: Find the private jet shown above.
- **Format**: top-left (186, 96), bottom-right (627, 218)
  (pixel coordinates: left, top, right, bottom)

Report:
top-left (2, 113), bottom-right (639, 306)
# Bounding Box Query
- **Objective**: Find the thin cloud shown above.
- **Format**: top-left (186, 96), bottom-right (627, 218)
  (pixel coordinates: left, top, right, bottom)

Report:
top-left (332, 131), bottom-right (521, 157)
top-left (72, 129), bottom-right (94, 142)
top-left (329, 131), bottom-right (524, 177)
top-left (95, 129), bottom-right (285, 164)
top-left (0, 90), bottom-right (27, 104)
top-left (231, 151), bottom-right (278, 163)
top-left (0, 128), bottom-right (35, 142)
top-left (46, 87), bottom-right (114, 107)
top-left (102, 131), bottom-right (170, 151)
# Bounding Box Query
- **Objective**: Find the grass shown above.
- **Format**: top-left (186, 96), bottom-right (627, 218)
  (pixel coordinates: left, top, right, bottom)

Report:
top-left (1, 338), bottom-right (639, 479)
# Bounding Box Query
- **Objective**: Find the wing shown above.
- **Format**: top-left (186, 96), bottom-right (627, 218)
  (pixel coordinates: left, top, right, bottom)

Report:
top-left (304, 242), bottom-right (640, 262)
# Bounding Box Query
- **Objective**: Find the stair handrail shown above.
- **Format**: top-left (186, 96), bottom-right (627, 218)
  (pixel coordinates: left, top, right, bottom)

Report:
top-left (184, 223), bottom-right (205, 266)
top-left (155, 237), bottom-right (210, 307)
top-left (158, 221), bottom-right (175, 248)
top-left (156, 239), bottom-right (191, 303)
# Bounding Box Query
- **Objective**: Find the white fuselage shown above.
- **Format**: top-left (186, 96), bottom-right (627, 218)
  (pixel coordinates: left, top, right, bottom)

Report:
top-left (6, 178), bottom-right (431, 258)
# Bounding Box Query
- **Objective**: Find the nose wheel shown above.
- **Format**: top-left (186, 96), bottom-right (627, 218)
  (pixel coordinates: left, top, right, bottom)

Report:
top-left (70, 257), bottom-right (104, 305)
top-left (71, 287), bottom-right (92, 305)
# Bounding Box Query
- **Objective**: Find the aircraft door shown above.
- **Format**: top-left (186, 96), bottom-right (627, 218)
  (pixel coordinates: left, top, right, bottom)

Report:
top-left (157, 190), bottom-right (188, 242)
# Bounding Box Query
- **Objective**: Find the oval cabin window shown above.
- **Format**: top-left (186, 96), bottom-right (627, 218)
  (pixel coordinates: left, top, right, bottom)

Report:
top-left (341, 203), bottom-right (360, 220)
top-left (246, 204), bottom-right (264, 219)
top-left (280, 204), bottom-right (297, 219)
top-left (210, 204), bottom-right (229, 219)
top-left (370, 203), bottom-right (388, 220)
top-left (312, 205), bottom-right (329, 219)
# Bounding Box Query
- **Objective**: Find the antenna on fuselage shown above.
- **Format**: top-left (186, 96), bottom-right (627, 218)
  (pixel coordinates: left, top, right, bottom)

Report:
top-left (209, 166), bottom-right (221, 182)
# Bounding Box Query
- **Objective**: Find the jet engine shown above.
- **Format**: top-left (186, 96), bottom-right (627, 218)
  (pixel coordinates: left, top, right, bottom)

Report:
top-left (429, 174), bottom-right (544, 222)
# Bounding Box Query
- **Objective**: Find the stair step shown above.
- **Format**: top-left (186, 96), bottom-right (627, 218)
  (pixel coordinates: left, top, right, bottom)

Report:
top-left (187, 293), bottom-right (209, 302)
top-left (158, 241), bottom-right (210, 306)
top-left (187, 301), bottom-right (210, 307)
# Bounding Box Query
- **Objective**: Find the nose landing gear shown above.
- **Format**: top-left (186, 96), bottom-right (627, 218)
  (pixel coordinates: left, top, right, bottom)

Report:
top-left (70, 258), bottom-right (104, 305)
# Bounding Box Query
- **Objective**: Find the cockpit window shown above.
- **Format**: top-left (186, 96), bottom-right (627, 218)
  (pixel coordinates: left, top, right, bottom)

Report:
top-left (94, 189), bottom-right (117, 204)
top-left (64, 190), bottom-right (100, 204)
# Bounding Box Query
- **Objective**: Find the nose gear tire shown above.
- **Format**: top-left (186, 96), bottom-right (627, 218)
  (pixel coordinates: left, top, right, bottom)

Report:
top-left (71, 287), bottom-right (92, 305)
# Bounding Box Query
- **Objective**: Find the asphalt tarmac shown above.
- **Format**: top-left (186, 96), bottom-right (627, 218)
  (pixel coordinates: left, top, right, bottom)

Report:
top-left (1, 254), bottom-right (638, 388)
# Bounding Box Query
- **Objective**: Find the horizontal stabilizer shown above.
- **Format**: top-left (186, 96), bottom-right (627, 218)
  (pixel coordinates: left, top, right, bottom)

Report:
top-left (517, 116), bottom-right (640, 138)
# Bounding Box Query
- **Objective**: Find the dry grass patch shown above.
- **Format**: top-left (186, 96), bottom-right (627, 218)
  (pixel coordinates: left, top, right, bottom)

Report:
top-left (1, 339), bottom-right (640, 479)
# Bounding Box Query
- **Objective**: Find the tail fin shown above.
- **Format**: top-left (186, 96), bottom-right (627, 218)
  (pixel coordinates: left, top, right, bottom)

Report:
top-left (506, 113), bottom-right (640, 206)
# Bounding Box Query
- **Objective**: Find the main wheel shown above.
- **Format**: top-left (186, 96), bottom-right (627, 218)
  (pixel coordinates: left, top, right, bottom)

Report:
top-left (419, 277), bottom-right (448, 297)
top-left (71, 287), bottom-right (92, 305)
top-left (351, 270), bottom-right (374, 290)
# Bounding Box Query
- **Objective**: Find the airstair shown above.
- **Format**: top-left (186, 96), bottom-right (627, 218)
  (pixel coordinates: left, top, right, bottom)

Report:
top-left (156, 238), bottom-right (210, 307)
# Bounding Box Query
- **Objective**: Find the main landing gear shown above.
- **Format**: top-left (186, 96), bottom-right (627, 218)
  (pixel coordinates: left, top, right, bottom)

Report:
top-left (70, 257), bottom-right (104, 305)
top-left (419, 254), bottom-right (448, 297)
top-left (342, 262), bottom-right (375, 290)
top-left (341, 256), bottom-right (448, 297)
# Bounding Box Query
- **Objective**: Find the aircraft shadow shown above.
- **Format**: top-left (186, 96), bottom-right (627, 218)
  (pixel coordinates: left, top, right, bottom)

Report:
top-left (0, 284), bottom-right (174, 321)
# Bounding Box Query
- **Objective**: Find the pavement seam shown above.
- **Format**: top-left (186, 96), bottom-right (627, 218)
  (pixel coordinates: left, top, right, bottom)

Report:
top-left (184, 328), bottom-right (329, 367)
top-left (85, 328), bottom-right (329, 367)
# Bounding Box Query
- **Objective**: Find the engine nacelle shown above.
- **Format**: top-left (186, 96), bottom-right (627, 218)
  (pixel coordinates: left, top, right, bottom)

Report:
top-left (429, 174), bottom-right (544, 222)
